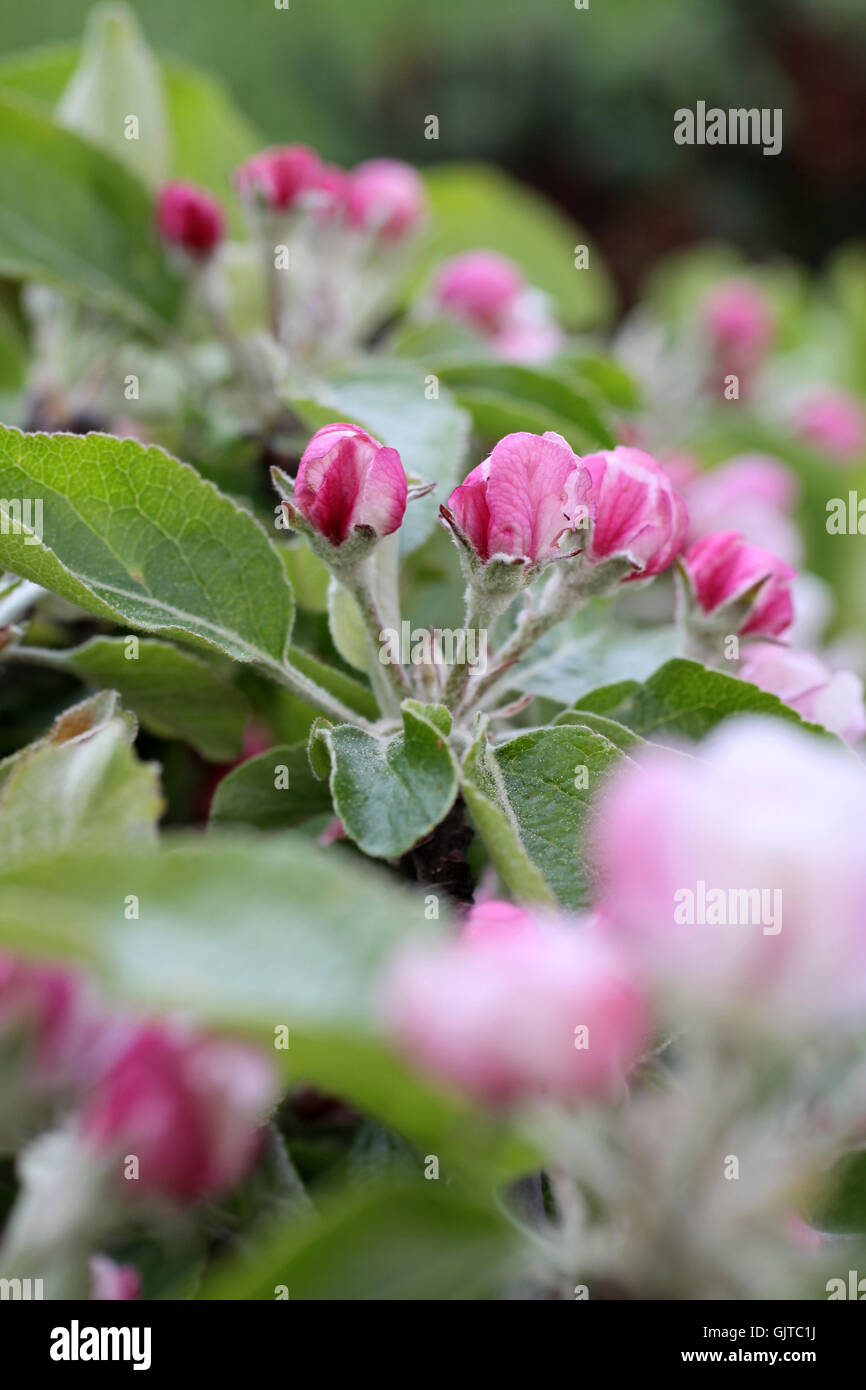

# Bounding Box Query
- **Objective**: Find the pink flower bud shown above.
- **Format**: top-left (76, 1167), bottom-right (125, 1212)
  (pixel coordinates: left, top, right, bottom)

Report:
top-left (593, 719), bottom-right (866, 1027)
top-left (89, 1255), bottom-right (141, 1301)
top-left (155, 181), bottom-right (224, 258)
top-left (581, 446), bottom-right (689, 579)
top-left (235, 144), bottom-right (323, 212)
top-left (739, 642), bottom-right (866, 745)
top-left (683, 454), bottom-right (801, 565)
top-left (683, 531), bottom-right (795, 637)
top-left (345, 159), bottom-right (427, 239)
top-left (293, 422), bottom-right (407, 547)
top-left (382, 905), bottom-right (649, 1104)
top-left (700, 279), bottom-right (774, 366)
top-left (81, 1024), bottom-right (275, 1201)
top-left (0, 954), bottom-right (114, 1097)
top-left (432, 251), bottom-right (525, 333)
top-left (445, 431), bottom-right (592, 566)
top-left (795, 389), bottom-right (866, 463)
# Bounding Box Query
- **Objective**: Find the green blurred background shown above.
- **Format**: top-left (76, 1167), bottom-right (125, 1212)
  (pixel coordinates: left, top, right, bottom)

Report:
top-left (1, 0), bottom-right (865, 304)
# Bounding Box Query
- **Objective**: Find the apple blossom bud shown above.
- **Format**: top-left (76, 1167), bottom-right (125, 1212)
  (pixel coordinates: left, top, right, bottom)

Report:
top-left (432, 251), bottom-right (525, 333)
top-left (683, 530), bottom-right (795, 637)
top-left (581, 446), bottom-right (689, 580)
top-left (795, 389), bottom-right (866, 463)
top-left (683, 454), bottom-right (801, 565)
top-left (286, 423), bottom-right (407, 556)
top-left (443, 431), bottom-right (592, 572)
top-left (592, 718), bottom-right (866, 1028)
top-left (739, 642), bottom-right (866, 745)
top-left (81, 1024), bottom-right (276, 1201)
top-left (89, 1254), bottom-right (141, 1300)
top-left (345, 159), bottom-right (427, 239)
top-left (431, 251), bottom-right (563, 363)
top-left (382, 903), bottom-right (650, 1104)
top-left (235, 144), bottom-right (323, 212)
top-left (155, 181), bottom-right (224, 258)
top-left (700, 279), bottom-right (774, 371)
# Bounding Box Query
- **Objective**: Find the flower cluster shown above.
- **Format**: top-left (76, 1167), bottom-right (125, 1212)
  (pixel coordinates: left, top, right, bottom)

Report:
top-left (0, 954), bottom-right (276, 1297)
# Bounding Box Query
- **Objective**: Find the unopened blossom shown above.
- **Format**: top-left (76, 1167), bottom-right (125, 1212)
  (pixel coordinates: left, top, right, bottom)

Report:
top-left (795, 389), bottom-right (866, 463)
top-left (345, 159), bottom-right (427, 239)
top-left (433, 251), bottom-right (525, 332)
top-left (290, 422), bottom-right (407, 548)
top-left (155, 181), bottom-right (224, 258)
top-left (684, 454), bottom-right (801, 565)
top-left (700, 279), bottom-right (774, 374)
top-left (592, 718), bottom-right (866, 1026)
top-left (444, 431), bottom-right (592, 570)
top-left (89, 1255), bottom-right (141, 1301)
top-left (235, 144), bottom-right (325, 212)
top-left (683, 531), bottom-right (795, 637)
top-left (382, 902), bottom-right (650, 1104)
top-left (740, 642), bottom-right (866, 745)
top-left (431, 250), bottom-right (563, 363)
top-left (81, 1024), bottom-right (276, 1202)
top-left (581, 446), bottom-right (689, 580)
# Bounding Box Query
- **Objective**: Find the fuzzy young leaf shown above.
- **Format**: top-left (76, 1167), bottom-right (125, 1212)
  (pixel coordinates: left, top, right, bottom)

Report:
top-left (574, 658), bottom-right (833, 743)
top-left (209, 743), bottom-right (332, 830)
top-left (319, 702), bottom-right (459, 858)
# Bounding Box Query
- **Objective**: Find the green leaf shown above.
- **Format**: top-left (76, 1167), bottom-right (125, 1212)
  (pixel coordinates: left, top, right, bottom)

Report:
top-left (280, 544), bottom-right (329, 613)
top-left (482, 724), bottom-right (626, 910)
top-left (0, 690), bottom-right (160, 858)
top-left (0, 427), bottom-right (295, 671)
top-left (552, 708), bottom-right (646, 753)
top-left (327, 577), bottom-right (369, 674)
top-left (505, 621), bottom-right (680, 706)
top-left (436, 361), bottom-right (614, 453)
top-left (10, 635), bottom-right (251, 762)
top-left (0, 43), bottom-right (262, 241)
top-left (415, 163), bottom-right (615, 329)
top-left (199, 1181), bottom-right (514, 1301)
top-left (286, 360), bottom-right (471, 554)
top-left (55, 5), bottom-right (171, 188)
top-left (810, 1150), bottom-right (866, 1235)
top-left (162, 62), bottom-right (261, 237)
top-left (319, 701), bottom-right (455, 854)
top-left (574, 658), bottom-right (831, 742)
top-left (460, 725), bottom-right (556, 907)
top-left (318, 701), bottom-right (459, 858)
top-left (209, 743), bottom-right (332, 831)
top-left (561, 352), bottom-right (643, 412)
top-left (0, 90), bottom-right (181, 335)
top-left (283, 648), bottom-right (378, 722)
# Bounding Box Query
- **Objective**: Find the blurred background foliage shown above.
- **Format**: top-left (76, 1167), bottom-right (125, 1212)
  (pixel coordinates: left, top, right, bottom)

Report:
top-left (0, 0), bottom-right (865, 303)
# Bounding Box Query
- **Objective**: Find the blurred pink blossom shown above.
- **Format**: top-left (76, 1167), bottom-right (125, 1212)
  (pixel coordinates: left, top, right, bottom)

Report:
top-left (739, 642), bottom-right (866, 745)
top-left (382, 903), bottom-right (650, 1104)
top-left (593, 719), bottom-right (866, 1026)
top-left (795, 389), bottom-right (866, 463)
